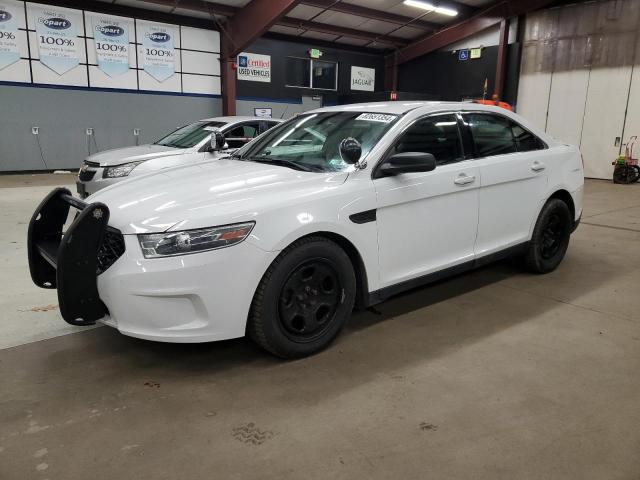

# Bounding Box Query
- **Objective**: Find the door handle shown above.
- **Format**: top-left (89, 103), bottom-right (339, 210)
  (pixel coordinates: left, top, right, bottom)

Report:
top-left (454, 174), bottom-right (476, 186)
top-left (531, 161), bottom-right (546, 172)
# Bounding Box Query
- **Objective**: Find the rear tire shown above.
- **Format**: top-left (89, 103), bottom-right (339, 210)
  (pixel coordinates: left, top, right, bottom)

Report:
top-left (248, 236), bottom-right (356, 359)
top-left (523, 199), bottom-right (572, 274)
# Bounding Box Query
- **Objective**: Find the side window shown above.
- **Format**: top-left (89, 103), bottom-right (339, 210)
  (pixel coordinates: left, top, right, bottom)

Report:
top-left (465, 113), bottom-right (517, 157)
top-left (226, 123), bottom-right (259, 149)
top-left (511, 122), bottom-right (545, 152)
top-left (393, 114), bottom-right (464, 166)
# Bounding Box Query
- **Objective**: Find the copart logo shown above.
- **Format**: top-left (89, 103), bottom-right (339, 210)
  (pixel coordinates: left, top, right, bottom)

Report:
top-left (148, 32), bottom-right (170, 43)
top-left (41, 17), bottom-right (71, 29)
top-left (96, 25), bottom-right (124, 37)
top-left (0, 10), bottom-right (12, 22)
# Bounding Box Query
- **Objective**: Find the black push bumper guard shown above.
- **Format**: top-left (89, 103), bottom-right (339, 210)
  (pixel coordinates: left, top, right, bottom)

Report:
top-left (28, 187), bottom-right (120, 326)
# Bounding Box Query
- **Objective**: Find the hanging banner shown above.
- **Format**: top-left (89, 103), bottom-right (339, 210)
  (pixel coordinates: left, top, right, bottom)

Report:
top-left (93, 16), bottom-right (129, 77)
top-left (34, 6), bottom-right (80, 75)
top-left (0, 2), bottom-right (20, 70)
top-left (141, 23), bottom-right (175, 82)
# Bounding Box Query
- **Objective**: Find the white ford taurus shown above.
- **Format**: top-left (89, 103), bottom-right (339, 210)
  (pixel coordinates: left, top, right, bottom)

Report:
top-left (28, 102), bottom-right (584, 358)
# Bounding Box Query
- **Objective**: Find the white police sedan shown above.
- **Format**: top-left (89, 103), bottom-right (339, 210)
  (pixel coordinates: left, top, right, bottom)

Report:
top-left (29, 102), bottom-right (583, 358)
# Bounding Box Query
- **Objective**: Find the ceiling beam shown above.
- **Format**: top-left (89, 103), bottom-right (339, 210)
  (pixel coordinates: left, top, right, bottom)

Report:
top-left (220, 0), bottom-right (303, 58)
top-left (387, 0), bottom-right (560, 66)
top-left (277, 18), bottom-right (408, 47)
top-left (130, 0), bottom-right (406, 48)
top-left (300, 0), bottom-right (439, 32)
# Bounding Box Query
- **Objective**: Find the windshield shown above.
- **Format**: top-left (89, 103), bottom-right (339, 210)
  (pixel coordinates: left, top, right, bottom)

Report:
top-left (155, 121), bottom-right (226, 149)
top-left (236, 112), bottom-right (399, 172)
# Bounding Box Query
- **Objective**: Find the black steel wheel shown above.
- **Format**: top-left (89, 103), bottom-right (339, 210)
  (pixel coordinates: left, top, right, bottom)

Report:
top-left (248, 237), bottom-right (356, 358)
top-left (278, 259), bottom-right (341, 341)
top-left (523, 198), bottom-right (572, 274)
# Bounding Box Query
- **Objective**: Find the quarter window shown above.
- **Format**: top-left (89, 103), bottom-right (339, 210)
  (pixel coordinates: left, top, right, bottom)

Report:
top-left (512, 123), bottom-right (545, 152)
top-left (465, 113), bottom-right (517, 157)
top-left (393, 114), bottom-right (464, 165)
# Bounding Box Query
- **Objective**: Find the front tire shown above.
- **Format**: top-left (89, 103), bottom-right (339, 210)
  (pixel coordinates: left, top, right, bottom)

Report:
top-left (248, 236), bottom-right (356, 358)
top-left (523, 198), bottom-right (572, 274)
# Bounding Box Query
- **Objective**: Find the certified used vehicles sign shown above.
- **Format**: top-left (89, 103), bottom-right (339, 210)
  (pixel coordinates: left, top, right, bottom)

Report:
top-left (237, 52), bottom-right (271, 83)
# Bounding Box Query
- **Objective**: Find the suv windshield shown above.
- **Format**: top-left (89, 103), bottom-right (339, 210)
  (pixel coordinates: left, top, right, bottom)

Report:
top-left (236, 112), bottom-right (399, 172)
top-left (155, 121), bottom-right (226, 149)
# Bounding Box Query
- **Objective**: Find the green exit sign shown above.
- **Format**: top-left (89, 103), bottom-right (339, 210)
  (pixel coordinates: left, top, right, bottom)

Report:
top-left (309, 48), bottom-right (323, 59)
top-left (470, 48), bottom-right (482, 59)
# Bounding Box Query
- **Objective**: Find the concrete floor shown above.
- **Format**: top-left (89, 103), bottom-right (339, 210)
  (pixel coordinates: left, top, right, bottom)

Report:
top-left (1, 174), bottom-right (639, 480)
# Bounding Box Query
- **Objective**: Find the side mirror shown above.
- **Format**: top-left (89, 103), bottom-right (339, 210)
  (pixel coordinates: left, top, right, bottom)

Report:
top-left (339, 137), bottom-right (362, 164)
top-left (209, 130), bottom-right (226, 152)
top-left (379, 152), bottom-right (436, 176)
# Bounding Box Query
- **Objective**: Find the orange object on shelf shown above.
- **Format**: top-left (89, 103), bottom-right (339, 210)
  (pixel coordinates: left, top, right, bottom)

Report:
top-left (474, 98), bottom-right (513, 111)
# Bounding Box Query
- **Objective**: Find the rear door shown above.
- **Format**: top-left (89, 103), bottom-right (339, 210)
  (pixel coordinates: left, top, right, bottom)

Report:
top-left (462, 112), bottom-right (549, 257)
top-left (374, 113), bottom-right (480, 288)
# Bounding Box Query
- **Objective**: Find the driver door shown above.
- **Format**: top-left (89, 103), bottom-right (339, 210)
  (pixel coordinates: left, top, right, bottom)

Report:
top-left (374, 113), bottom-right (480, 288)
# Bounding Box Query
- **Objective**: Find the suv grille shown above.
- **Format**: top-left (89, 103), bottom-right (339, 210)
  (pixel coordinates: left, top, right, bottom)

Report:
top-left (97, 229), bottom-right (125, 275)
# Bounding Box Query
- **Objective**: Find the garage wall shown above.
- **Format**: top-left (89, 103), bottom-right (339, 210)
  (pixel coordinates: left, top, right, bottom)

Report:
top-left (0, 84), bottom-right (221, 171)
top-left (0, 0), bottom-right (222, 171)
top-left (517, 0), bottom-right (640, 179)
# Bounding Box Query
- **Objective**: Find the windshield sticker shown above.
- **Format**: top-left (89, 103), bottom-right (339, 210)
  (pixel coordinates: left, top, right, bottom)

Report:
top-left (356, 113), bottom-right (397, 123)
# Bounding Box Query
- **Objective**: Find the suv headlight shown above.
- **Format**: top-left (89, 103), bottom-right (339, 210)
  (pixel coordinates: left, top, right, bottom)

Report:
top-left (138, 222), bottom-right (255, 258)
top-left (103, 161), bottom-right (144, 178)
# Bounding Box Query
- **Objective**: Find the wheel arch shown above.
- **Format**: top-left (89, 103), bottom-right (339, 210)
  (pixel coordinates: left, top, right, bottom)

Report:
top-left (548, 189), bottom-right (576, 221)
top-left (286, 231), bottom-right (370, 310)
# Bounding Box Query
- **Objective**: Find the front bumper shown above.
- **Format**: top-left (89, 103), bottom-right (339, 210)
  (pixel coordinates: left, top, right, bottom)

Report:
top-left (77, 165), bottom-right (123, 198)
top-left (28, 188), bottom-right (122, 325)
top-left (28, 188), bottom-right (277, 342)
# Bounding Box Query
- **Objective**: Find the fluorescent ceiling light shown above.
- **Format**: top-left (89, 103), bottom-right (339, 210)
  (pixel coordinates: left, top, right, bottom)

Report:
top-left (403, 0), bottom-right (459, 16)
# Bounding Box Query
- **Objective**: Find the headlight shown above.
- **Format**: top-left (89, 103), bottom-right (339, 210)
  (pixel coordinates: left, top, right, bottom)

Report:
top-left (138, 222), bottom-right (255, 258)
top-left (103, 161), bottom-right (144, 178)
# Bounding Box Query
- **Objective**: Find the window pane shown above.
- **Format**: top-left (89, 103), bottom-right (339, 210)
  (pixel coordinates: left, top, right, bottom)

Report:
top-left (286, 58), bottom-right (310, 87)
top-left (155, 121), bottom-right (226, 148)
top-left (466, 114), bottom-right (517, 157)
top-left (395, 114), bottom-right (463, 165)
top-left (312, 60), bottom-right (337, 90)
top-left (512, 123), bottom-right (544, 152)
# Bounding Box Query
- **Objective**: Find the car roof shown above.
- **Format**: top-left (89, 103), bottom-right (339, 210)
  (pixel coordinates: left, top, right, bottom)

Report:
top-left (198, 116), bottom-right (283, 124)
top-left (310, 101), bottom-right (512, 116)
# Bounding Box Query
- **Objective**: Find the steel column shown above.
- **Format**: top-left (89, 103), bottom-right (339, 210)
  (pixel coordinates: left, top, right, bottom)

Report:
top-left (494, 18), bottom-right (510, 99)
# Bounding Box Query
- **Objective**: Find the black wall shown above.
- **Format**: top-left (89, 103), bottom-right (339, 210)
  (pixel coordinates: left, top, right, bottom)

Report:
top-left (398, 44), bottom-right (522, 105)
top-left (238, 36), bottom-right (386, 105)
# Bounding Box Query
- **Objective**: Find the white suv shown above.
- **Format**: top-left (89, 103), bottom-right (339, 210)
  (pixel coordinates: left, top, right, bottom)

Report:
top-left (28, 102), bottom-right (584, 358)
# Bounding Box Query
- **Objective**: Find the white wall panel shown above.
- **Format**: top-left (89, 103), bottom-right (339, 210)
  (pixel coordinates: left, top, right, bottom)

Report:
top-left (182, 74), bottom-right (220, 95)
top-left (580, 67), bottom-right (633, 179)
top-left (4, 0), bottom-right (26, 28)
top-left (5, 2), bottom-right (220, 97)
top-left (138, 69), bottom-right (180, 92)
top-left (83, 11), bottom-right (134, 39)
top-left (545, 70), bottom-right (590, 146)
top-left (26, 2), bottom-right (86, 36)
top-left (135, 20), bottom-right (180, 48)
top-left (181, 50), bottom-right (219, 76)
top-left (181, 26), bottom-right (219, 53)
top-left (0, 59), bottom-right (30, 82)
top-left (516, 72), bottom-right (552, 131)
top-left (88, 65), bottom-right (137, 89)
top-left (136, 44), bottom-right (181, 72)
top-left (31, 61), bottom-right (88, 86)
top-left (86, 38), bottom-right (136, 68)
top-left (28, 30), bottom-right (88, 62)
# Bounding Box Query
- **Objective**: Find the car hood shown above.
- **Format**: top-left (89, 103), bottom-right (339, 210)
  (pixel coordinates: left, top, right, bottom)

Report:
top-left (87, 144), bottom-right (183, 166)
top-left (88, 159), bottom-right (349, 234)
